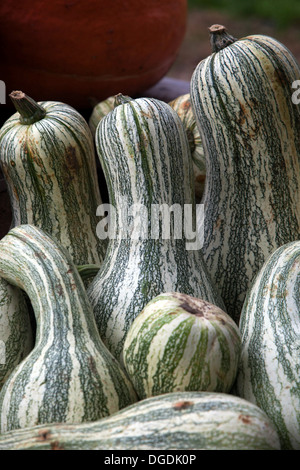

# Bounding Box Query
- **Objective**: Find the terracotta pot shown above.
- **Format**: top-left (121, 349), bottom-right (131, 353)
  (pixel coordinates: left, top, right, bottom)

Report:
top-left (0, 0), bottom-right (187, 108)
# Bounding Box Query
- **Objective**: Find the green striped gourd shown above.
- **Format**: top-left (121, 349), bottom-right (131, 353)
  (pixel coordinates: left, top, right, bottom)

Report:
top-left (87, 94), bottom-right (225, 362)
top-left (0, 224), bottom-right (137, 433)
top-left (0, 91), bottom-right (107, 265)
top-left (236, 240), bottom-right (300, 450)
top-left (0, 391), bottom-right (281, 450)
top-left (169, 93), bottom-right (206, 202)
top-left (89, 94), bottom-right (206, 203)
top-left (190, 25), bottom-right (300, 324)
top-left (123, 292), bottom-right (241, 399)
top-left (0, 278), bottom-right (33, 390)
top-left (88, 96), bottom-right (116, 138)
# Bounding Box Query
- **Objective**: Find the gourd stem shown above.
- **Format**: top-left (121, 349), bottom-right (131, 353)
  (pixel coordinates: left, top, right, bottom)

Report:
top-left (209, 24), bottom-right (237, 53)
top-left (114, 93), bottom-right (133, 107)
top-left (9, 90), bottom-right (46, 125)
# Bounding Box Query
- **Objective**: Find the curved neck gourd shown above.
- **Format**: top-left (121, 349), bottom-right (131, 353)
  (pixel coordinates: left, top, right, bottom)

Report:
top-left (0, 391), bottom-right (280, 450)
top-left (0, 225), bottom-right (136, 432)
top-left (0, 227), bottom-right (96, 345)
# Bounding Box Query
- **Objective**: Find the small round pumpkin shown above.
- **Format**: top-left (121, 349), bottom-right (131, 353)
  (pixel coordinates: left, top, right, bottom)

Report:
top-left (123, 292), bottom-right (241, 400)
top-left (0, 0), bottom-right (187, 108)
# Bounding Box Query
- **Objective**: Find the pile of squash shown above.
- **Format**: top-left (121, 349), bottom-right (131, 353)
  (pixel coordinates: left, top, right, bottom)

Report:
top-left (0, 24), bottom-right (299, 451)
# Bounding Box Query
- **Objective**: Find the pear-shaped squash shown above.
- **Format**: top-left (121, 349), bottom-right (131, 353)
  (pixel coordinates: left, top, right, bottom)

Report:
top-left (88, 95), bottom-right (225, 362)
top-left (0, 91), bottom-right (107, 265)
top-left (190, 25), bottom-right (300, 323)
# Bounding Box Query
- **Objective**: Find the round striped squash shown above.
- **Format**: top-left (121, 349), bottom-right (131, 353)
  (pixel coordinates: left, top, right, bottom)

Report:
top-left (87, 94), bottom-right (225, 363)
top-left (123, 292), bottom-right (241, 399)
top-left (0, 278), bottom-right (33, 390)
top-left (190, 25), bottom-right (300, 324)
top-left (0, 91), bottom-right (107, 265)
top-left (0, 391), bottom-right (281, 450)
top-left (169, 93), bottom-right (206, 202)
top-left (236, 240), bottom-right (300, 450)
top-left (0, 224), bottom-right (137, 433)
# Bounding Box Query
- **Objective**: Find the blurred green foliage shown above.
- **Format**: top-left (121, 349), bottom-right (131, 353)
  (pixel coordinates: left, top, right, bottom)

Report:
top-left (188, 0), bottom-right (300, 28)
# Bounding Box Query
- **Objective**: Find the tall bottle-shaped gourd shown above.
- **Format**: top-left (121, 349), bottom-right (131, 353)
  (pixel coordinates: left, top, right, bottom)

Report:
top-left (190, 25), bottom-right (300, 323)
top-left (87, 95), bottom-right (225, 362)
top-left (0, 91), bottom-right (107, 265)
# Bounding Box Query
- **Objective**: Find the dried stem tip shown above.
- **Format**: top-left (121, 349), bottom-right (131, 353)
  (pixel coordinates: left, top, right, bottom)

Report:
top-left (209, 24), bottom-right (238, 53)
top-left (9, 90), bottom-right (46, 125)
top-left (114, 93), bottom-right (133, 108)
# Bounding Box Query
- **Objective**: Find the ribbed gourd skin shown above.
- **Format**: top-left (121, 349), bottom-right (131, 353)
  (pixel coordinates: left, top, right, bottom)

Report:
top-left (0, 225), bottom-right (137, 433)
top-left (190, 34), bottom-right (300, 324)
top-left (88, 96), bottom-right (116, 138)
top-left (0, 278), bottom-right (33, 390)
top-left (87, 96), bottom-right (225, 362)
top-left (236, 240), bottom-right (300, 450)
top-left (0, 100), bottom-right (107, 266)
top-left (0, 391), bottom-right (281, 450)
top-left (123, 292), bottom-right (241, 399)
top-left (169, 93), bottom-right (206, 202)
